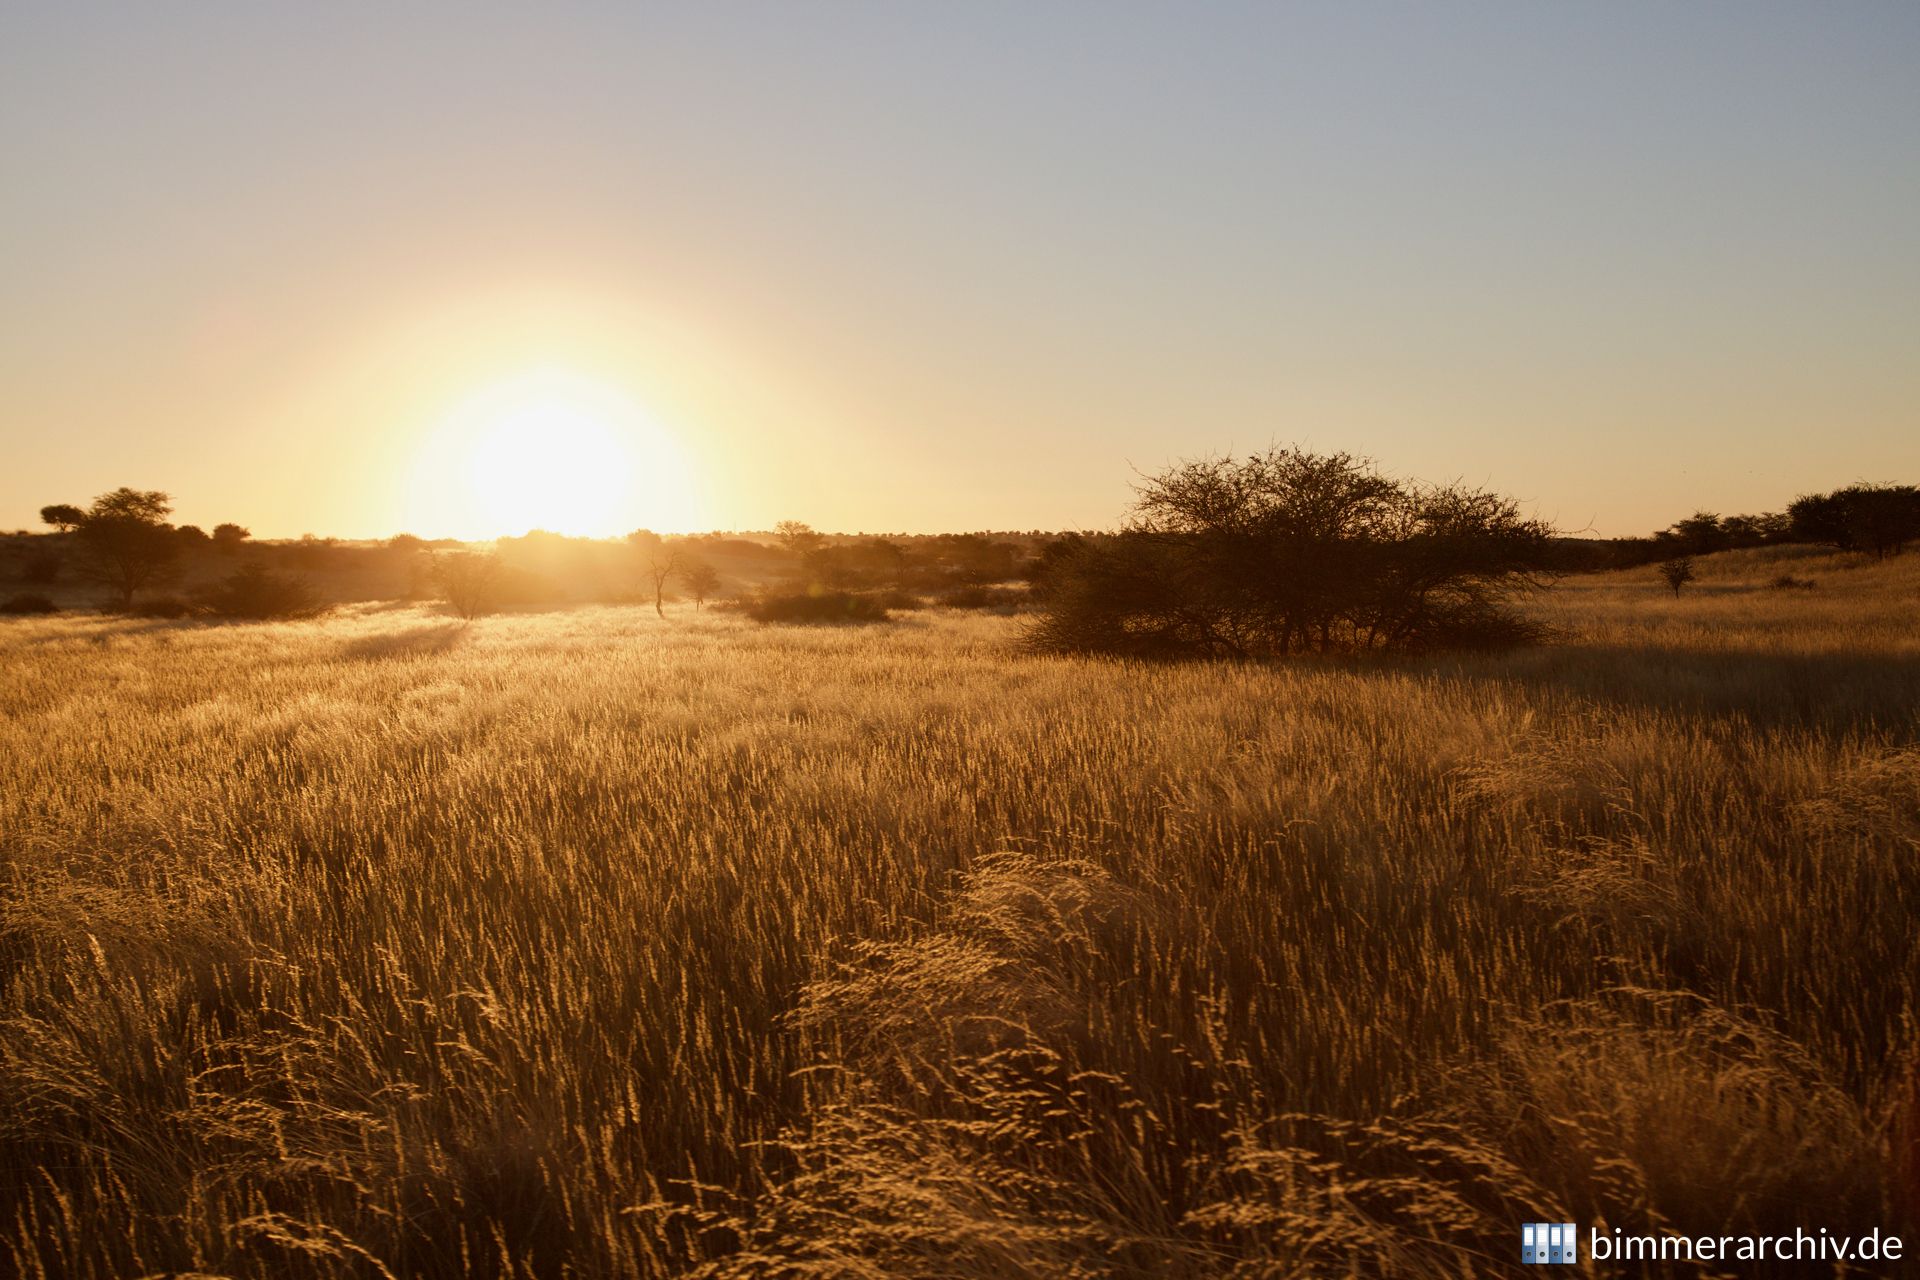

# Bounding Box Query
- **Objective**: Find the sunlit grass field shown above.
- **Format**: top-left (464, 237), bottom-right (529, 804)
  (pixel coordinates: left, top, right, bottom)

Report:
top-left (3, 548), bottom-right (1917, 1278)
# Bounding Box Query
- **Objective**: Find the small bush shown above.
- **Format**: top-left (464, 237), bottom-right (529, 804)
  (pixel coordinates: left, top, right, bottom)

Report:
top-left (1658, 556), bottom-right (1696, 596)
top-left (746, 590), bottom-right (892, 624)
top-left (432, 552), bottom-right (504, 620)
top-left (1395, 598), bottom-right (1553, 651)
top-left (1769, 573), bottom-right (1818, 591)
top-left (0, 593), bottom-right (58, 615)
top-left (201, 563), bottom-right (325, 619)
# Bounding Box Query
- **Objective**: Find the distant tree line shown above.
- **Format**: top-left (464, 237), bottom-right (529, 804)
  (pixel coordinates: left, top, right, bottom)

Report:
top-left (768, 520), bottom-right (1030, 594)
top-left (23, 488), bottom-right (318, 617)
top-left (423, 529), bottom-right (736, 620)
top-left (1565, 482), bottom-right (1920, 569)
top-left (15, 472), bottom-right (1911, 626)
top-left (704, 521), bottom-right (1052, 625)
top-left (1785, 484), bottom-right (1920, 559)
top-left (11, 486), bottom-right (1063, 622)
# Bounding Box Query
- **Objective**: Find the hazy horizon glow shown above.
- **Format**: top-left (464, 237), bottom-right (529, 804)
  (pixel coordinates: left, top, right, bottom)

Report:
top-left (406, 368), bottom-right (703, 541)
top-left (2, 3), bottom-right (1915, 538)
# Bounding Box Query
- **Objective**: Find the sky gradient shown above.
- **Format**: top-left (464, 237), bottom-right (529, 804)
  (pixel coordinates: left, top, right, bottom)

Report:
top-left (3, 2), bottom-right (1915, 538)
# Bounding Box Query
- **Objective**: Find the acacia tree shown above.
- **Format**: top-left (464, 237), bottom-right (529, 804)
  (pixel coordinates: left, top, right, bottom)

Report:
top-left (432, 552), bottom-right (502, 620)
top-left (628, 531), bottom-right (684, 617)
top-left (646, 548), bottom-right (683, 616)
top-left (1028, 448), bottom-right (1557, 657)
top-left (1668, 512), bottom-right (1727, 555)
top-left (42, 488), bottom-right (180, 610)
top-left (680, 559), bottom-right (722, 610)
top-left (1788, 484), bottom-right (1920, 559)
top-left (1659, 557), bottom-right (1696, 597)
top-left (774, 520), bottom-right (824, 559)
top-left (773, 519), bottom-right (833, 585)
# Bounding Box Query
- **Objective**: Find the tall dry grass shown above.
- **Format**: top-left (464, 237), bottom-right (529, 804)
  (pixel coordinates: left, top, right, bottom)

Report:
top-left (0, 548), bottom-right (1915, 1277)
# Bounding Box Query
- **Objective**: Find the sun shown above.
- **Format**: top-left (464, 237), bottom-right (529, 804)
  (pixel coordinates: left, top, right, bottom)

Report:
top-left (410, 370), bottom-right (701, 539)
top-left (468, 400), bottom-right (629, 536)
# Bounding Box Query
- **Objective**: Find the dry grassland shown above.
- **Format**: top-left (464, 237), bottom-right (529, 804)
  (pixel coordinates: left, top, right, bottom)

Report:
top-left (2, 547), bottom-right (1916, 1277)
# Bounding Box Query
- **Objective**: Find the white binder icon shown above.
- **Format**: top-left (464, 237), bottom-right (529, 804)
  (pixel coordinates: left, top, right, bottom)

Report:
top-left (1522, 1220), bottom-right (1576, 1264)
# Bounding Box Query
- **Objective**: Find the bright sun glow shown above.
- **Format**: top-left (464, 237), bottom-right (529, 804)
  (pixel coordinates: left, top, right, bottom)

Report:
top-left (410, 370), bottom-right (701, 539)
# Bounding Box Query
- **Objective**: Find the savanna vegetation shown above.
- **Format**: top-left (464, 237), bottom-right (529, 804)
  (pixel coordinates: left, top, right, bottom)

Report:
top-left (2, 535), bottom-right (1917, 1278)
top-left (2, 493), bottom-right (1060, 624)
top-left (1026, 449), bottom-right (1556, 657)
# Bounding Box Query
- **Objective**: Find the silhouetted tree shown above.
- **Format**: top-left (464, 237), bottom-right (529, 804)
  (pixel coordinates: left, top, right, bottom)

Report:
top-left (641, 544), bottom-right (683, 617)
top-left (175, 524), bottom-right (210, 546)
top-left (623, 530), bottom-right (681, 616)
top-left (680, 559), bottom-right (721, 610)
top-left (1029, 448), bottom-right (1556, 657)
top-left (1669, 512), bottom-right (1726, 554)
top-left (1720, 512), bottom-right (1789, 546)
top-left (772, 520), bottom-right (838, 588)
top-left (1659, 557), bottom-right (1696, 596)
top-left (1788, 484), bottom-right (1920, 559)
top-left (212, 523), bottom-right (251, 553)
top-left (774, 520), bottom-right (824, 559)
top-left (432, 552), bottom-right (502, 620)
top-left (44, 488), bottom-right (181, 610)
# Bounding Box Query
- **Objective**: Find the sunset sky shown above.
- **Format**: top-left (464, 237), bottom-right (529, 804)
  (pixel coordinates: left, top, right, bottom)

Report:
top-left (3, 3), bottom-right (1915, 539)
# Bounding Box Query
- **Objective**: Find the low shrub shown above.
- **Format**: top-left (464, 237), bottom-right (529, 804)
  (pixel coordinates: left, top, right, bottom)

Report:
top-left (1658, 556), bottom-right (1696, 597)
top-left (432, 552), bottom-right (504, 620)
top-left (746, 590), bottom-right (892, 624)
top-left (1028, 448), bottom-right (1558, 658)
top-left (0, 593), bottom-right (58, 615)
top-left (1769, 573), bottom-right (1819, 591)
top-left (201, 563), bottom-right (325, 619)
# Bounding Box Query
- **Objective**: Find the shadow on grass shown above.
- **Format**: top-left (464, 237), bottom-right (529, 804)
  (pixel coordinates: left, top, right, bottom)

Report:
top-left (1425, 643), bottom-right (1920, 737)
top-left (339, 622), bottom-right (469, 661)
